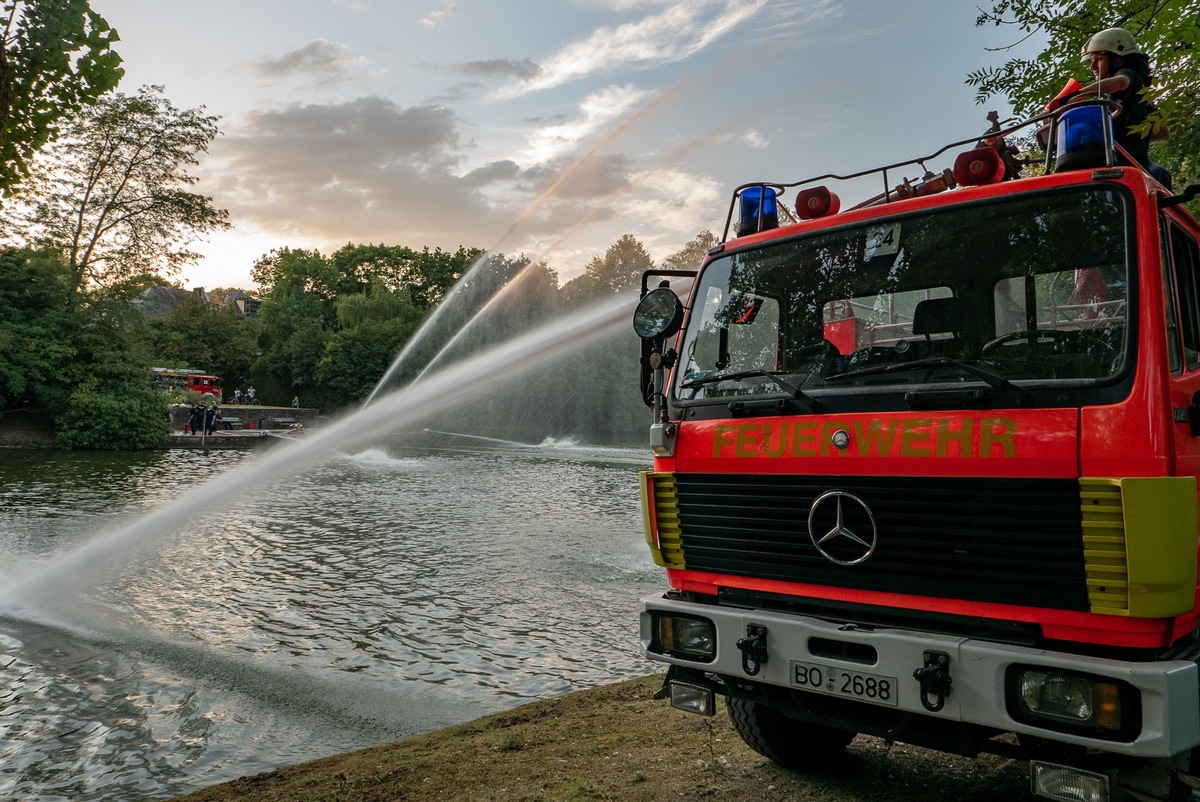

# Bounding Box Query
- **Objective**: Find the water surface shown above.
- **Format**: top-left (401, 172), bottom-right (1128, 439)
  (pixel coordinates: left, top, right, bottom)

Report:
top-left (0, 442), bottom-right (662, 801)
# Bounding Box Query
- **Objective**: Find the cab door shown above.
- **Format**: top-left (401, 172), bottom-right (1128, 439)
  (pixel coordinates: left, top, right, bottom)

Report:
top-left (1162, 216), bottom-right (1200, 480)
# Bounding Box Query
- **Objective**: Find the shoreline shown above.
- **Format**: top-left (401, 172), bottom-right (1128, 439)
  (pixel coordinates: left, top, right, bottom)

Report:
top-left (166, 674), bottom-right (1035, 802)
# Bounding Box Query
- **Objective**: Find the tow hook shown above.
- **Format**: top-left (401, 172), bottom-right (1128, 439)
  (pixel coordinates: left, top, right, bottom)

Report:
top-left (737, 625), bottom-right (769, 676)
top-left (913, 650), bottom-right (952, 712)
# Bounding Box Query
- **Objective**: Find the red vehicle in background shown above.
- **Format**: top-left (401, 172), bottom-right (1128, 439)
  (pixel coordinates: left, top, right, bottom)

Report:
top-left (633, 101), bottom-right (1200, 801)
top-left (149, 368), bottom-right (222, 402)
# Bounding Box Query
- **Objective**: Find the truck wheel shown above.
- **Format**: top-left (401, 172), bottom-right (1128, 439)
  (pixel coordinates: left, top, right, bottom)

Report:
top-left (727, 697), bottom-right (855, 769)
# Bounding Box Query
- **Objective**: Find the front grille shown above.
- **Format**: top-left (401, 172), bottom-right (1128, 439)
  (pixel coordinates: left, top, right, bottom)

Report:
top-left (671, 474), bottom-right (1089, 611)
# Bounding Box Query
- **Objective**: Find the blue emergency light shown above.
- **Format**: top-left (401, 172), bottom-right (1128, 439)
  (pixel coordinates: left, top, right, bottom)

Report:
top-left (1054, 105), bottom-right (1111, 172)
top-left (736, 186), bottom-right (778, 236)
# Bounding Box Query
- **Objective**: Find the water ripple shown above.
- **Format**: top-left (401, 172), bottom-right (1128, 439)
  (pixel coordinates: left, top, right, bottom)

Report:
top-left (0, 444), bottom-right (662, 801)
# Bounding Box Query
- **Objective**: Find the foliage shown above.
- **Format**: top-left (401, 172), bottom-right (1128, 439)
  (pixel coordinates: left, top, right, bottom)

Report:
top-left (316, 318), bottom-right (420, 407)
top-left (560, 233), bottom-right (653, 309)
top-left (0, 247), bottom-right (174, 448)
top-left (10, 84), bottom-right (228, 298)
top-left (146, 293), bottom-right (259, 393)
top-left (336, 279), bottom-right (417, 329)
top-left (249, 248), bottom-right (338, 405)
top-left (251, 245), bottom-right (490, 406)
top-left (0, 247), bottom-right (72, 410)
top-left (968, 0), bottom-right (1200, 186)
top-left (0, 0), bottom-right (122, 195)
top-left (373, 252), bottom-right (560, 389)
top-left (253, 307), bottom-right (331, 407)
top-left (55, 378), bottom-right (168, 449)
top-left (251, 246), bottom-right (338, 301)
top-left (329, 243), bottom-right (483, 308)
top-left (659, 230), bottom-right (718, 273)
top-left (0, 226), bottom-right (718, 446)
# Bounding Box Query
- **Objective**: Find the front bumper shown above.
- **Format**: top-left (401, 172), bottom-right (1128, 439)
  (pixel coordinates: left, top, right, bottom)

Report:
top-left (641, 592), bottom-right (1200, 759)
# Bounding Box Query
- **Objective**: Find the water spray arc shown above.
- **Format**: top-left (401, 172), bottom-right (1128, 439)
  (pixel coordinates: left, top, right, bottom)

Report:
top-left (363, 80), bottom-right (689, 405)
top-left (0, 294), bottom-right (637, 616)
top-left (412, 117), bottom-right (742, 382)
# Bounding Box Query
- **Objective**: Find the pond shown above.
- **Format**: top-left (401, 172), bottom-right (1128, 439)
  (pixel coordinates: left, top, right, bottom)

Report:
top-left (0, 441), bottom-right (663, 801)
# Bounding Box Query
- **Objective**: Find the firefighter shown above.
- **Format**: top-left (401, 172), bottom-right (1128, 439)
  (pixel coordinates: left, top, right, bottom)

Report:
top-left (1075, 27), bottom-right (1171, 187)
top-left (188, 402), bottom-right (205, 435)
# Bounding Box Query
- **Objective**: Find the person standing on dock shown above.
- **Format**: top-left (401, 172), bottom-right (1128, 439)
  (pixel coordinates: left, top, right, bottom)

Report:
top-left (188, 403), bottom-right (205, 435)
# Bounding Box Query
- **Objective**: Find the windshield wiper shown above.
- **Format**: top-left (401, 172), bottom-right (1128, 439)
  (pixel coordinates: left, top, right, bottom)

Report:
top-left (682, 368), bottom-right (821, 411)
top-left (825, 357), bottom-right (1031, 406)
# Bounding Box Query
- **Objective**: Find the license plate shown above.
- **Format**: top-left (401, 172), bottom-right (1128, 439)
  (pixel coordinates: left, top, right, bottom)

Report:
top-left (790, 661), bottom-right (899, 707)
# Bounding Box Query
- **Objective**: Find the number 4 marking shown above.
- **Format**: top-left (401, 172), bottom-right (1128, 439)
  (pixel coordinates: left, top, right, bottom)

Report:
top-left (865, 222), bottom-right (901, 259)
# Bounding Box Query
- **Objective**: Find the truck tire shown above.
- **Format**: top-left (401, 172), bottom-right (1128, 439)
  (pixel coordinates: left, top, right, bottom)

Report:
top-left (727, 696), bottom-right (855, 769)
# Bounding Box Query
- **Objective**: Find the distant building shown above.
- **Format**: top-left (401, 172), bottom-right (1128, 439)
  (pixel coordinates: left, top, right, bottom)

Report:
top-left (134, 286), bottom-right (260, 320)
top-left (208, 290), bottom-right (261, 320)
top-left (134, 285), bottom-right (194, 318)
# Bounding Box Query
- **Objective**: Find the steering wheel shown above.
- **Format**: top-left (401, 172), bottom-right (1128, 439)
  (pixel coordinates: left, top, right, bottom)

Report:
top-left (982, 328), bottom-right (1119, 372)
top-left (981, 329), bottom-right (1075, 355)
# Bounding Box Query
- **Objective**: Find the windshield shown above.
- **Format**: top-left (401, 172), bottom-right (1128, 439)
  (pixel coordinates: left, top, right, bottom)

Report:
top-left (676, 187), bottom-right (1130, 404)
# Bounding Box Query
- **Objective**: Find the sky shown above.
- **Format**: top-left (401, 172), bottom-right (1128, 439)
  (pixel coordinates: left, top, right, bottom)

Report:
top-left (87, 0), bottom-right (1035, 292)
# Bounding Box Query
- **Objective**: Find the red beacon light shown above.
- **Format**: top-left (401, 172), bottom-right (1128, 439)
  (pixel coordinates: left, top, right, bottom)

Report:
top-left (795, 186), bottom-right (841, 220)
top-left (953, 146), bottom-right (1006, 186)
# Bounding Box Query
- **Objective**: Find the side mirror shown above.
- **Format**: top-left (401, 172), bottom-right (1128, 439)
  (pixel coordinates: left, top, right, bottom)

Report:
top-left (633, 286), bottom-right (684, 340)
top-left (1161, 183), bottom-right (1200, 210)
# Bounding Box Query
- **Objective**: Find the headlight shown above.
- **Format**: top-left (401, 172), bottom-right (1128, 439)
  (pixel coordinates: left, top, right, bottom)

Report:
top-left (655, 614), bottom-right (716, 661)
top-left (1008, 666), bottom-right (1139, 740)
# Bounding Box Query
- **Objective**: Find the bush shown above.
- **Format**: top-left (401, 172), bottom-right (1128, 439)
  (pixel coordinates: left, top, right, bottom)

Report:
top-left (56, 382), bottom-right (171, 450)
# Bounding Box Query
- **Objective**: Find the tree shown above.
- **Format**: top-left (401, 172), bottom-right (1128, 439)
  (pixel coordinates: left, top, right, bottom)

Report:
top-left (560, 233), bottom-right (653, 309)
top-left (316, 318), bottom-right (421, 407)
top-left (968, 1), bottom-right (1198, 186)
top-left (0, 0), bottom-right (122, 195)
top-left (335, 278), bottom-right (419, 329)
top-left (12, 84), bottom-right (229, 300)
top-left (0, 246), bottom-right (72, 411)
top-left (56, 378), bottom-right (169, 449)
top-left (250, 248), bottom-right (338, 405)
top-left (146, 293), bottom-right (259, 392)
top-left (660, 230), bottom-right (718, 272)
top-left (252, 246), bottom-right (338, 300)
top-left (329, 243), bottom-right (483, 308)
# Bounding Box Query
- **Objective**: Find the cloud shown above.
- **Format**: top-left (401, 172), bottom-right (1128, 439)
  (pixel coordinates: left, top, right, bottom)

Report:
top-left (446, 57), bottom-right (542, 81)
top-left (253, 39), bottom-right (368, 85)
top-left (418, 1), bottom-right (457, 28)
top-left (199, 84), bottom-right (671, 260)
top-left (204, 97), bottom-right (515, 249)
top-left (520, 153), bottom-right (635, 200)
top-left (493, 0), bottom-right (767, 99)
top-left (517, 83), bottom-right (654, 165)
top-left (463, 160), bottom-right (522, 187)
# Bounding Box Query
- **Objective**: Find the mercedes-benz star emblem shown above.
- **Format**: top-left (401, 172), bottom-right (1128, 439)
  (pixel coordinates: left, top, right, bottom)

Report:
top-left (807, 490), bottom-right (878, 565)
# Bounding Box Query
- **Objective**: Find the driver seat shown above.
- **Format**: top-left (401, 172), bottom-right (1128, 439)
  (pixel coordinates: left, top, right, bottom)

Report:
top-left (911, 297), bottom-right (962, 341)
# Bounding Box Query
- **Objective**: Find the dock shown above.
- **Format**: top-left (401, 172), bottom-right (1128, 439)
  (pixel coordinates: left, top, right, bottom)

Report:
top-left (167, 404), bottom-right (317, 449)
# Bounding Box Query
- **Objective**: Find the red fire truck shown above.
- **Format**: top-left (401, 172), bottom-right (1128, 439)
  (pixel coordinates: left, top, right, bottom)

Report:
top-left (633, 100), bottom-right (1200, 802)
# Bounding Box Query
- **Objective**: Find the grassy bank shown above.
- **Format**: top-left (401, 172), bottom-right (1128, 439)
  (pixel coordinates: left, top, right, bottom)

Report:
top-left (167, 674), bottom-right (1036, 802)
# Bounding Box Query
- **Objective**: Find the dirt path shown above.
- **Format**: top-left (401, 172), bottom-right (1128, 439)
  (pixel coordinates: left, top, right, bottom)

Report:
top-left (169, 674), bottom-right (1038, 802)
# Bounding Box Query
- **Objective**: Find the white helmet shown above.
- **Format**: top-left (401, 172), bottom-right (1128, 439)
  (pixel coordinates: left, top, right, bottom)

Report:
top-left (1081, 27), bottom-right (1142, 59)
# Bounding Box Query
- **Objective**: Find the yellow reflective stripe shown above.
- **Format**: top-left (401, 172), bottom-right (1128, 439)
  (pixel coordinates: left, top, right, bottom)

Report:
top-left (1081, 479), bottom-right (1130, 614)
top-left (1081, 477), bottom-right (1198, 618)
top-left (640, 471), bottom-right (686, 569)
